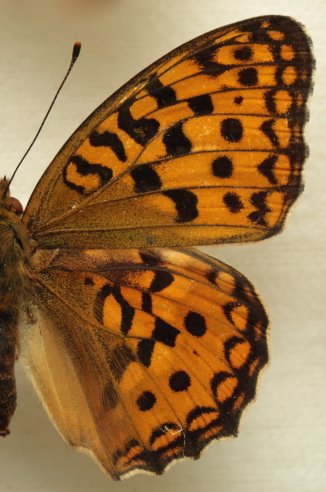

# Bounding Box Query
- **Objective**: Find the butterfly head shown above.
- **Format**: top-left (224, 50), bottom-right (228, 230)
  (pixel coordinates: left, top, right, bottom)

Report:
top-left (0, 178), bottom-right (24, 216)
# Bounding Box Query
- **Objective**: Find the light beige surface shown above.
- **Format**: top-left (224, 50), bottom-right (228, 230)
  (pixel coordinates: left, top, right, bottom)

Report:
top-left (0, 0), bottom-right (325, 490)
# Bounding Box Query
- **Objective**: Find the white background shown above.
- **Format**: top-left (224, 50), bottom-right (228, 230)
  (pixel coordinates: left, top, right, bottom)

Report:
top-left (0, 0), bottom-right (325, 490)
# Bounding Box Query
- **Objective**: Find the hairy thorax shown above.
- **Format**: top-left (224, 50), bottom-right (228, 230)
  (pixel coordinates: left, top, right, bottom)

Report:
top-left (0, 198), bottom-right (31, 311)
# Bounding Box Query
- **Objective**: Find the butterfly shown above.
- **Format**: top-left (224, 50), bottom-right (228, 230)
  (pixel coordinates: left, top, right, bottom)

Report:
top-left (0, 15), bottom-right (313, 480)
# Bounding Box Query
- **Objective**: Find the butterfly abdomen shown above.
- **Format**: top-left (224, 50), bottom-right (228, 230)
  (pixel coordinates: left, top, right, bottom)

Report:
top-left (0, 307), bottom-right (18, 436)
top-left (0, 181), bottom-right (30, 435)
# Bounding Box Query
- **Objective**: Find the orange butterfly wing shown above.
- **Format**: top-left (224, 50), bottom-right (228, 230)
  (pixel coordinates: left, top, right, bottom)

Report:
top-left (19, 248), bottom-right (268, 478)
top-left (23, 15), bottom-right (313, 250)
top-left (16, 15), bottom-right (313, 480)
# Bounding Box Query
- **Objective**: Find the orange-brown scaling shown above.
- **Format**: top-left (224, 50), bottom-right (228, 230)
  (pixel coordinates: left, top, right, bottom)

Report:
top-left (1, 15), bottom-right (313, 480)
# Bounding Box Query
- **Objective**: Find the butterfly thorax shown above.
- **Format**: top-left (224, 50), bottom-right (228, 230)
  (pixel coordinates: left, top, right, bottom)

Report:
top-left (0, 179), bottom-right (31, 307)
top-left (0, 178), bottom-right (31, 435)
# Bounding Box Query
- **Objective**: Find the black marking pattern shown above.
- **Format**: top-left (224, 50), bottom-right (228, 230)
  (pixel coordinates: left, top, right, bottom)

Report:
top-left (222, 301), bottom-right (242, 325)
top-left (89, 130), bottom-right (127, 162)
top-left (220, 118), bottom-right (243, 143)
top-left (84, 276), bottom-right (94, 286)
top-left (211, 371), bottom-right (238, 403)
top-left (248, 191), bottom-right (271, 226)
top-left (131, 164), bottom-right (162, 193)
top-left (223, 192), bottom-right (244, 214)
top-left (147, 75), bottom-right (177, 108)
top-left (149, 422), bottom-right (182, 447)
top-left (137, 391), bottom-right (156, 411)
top-left (192, 45), bottom-right (229, 75)
top-left (184, 311), bottom-right (207, 337)
top-left (163, 121), bottom-right (192, 157)
top-left (264, 89), bottom-right (279, 114)
top-left (141, 292), bottom-right (152, 313)
top-left (150, 270), bottom-right (174, 292)
top-left (238, 67), bottom-right (258, 87)
top-left (112, 286), bottom-right (135, 335)
top-left (53, 15), bottom-right (312, 480)
top-left (234, 45), bottom-right (253, 61)
top-left (64, 155), bottom-right (113, 195)
top-left (163, 189), bottom-right (198, 223)
top-left (224, 336), bottom-right (249, 368)
top-left (118, 100), bottom-right (159, 146)
top-left (152, 318), bottom-right (180, 347)
top-left (139, 251), bottom-right (160, 267)
top-left (95, 284), bottom-right (135, 335)
top-left (212, 155), bottom-right (233, 178)
top-left (95, 284), bottom-right (111, 323)
top-left (258, 154), bottom-right (278, 184)
top-left (169, 370), bottom-right (191, 392)
top-left (137, 339), bottom-right (155, 367)
top-left (234, 95), bottom-right (244, 105)
top-left (260, 119), bottom-right (279, 147)
top-left (188, 94), bottom-right (214, 115)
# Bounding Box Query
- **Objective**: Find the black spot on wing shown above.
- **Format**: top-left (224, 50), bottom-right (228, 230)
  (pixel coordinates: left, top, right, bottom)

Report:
top-left (64, 155), bottom-right (113, 195)
top-left (89, 130), bottom-right (127, 162)
top-left (169, 370), bottom-right (191, 392)
top-left (223, 192), bottom-right (244, 214)
top-left (152, 318), bottom-right (180, 347)
top-left (238, 67), bottom-right (258, 87)
top-left (131, 164), bottom-right (162, 193)
top-left (139, 251), bottom-right (161, 267)
top-left (118, 100), bottom-right (159, 146)
top-left (234, 96), bottom-right (244, 105)
top-left (150, 271), bottom-right (174, 292)
top-left (163, 189), bottom-right (198, 223)
top-left (188, 94), bottom-right (214, 115)
top-left (192, 46), bottom-right (228, 75)
top-left (84, 276), bottom-right (94, 286)
top-left (184, 311), bottom-right (207, 337)
top-left (212, 155), bottom-right (233, 178)
top-left (258, 154), bottom-right (278, 184)
top-left (137, 339), bottom-right (155, 367)
top-left (234, 46), bottom-right (253, 61)
top-left (206, 268), bottom-right (218, 285)
top-left (163, 121), bottom-right (192, 157)
top-left (147, 75), bottom-right (177, 108)
top-left (137, 391), bottom-right (156, 411)
top-left (221, 118), bottom-right (243, 143)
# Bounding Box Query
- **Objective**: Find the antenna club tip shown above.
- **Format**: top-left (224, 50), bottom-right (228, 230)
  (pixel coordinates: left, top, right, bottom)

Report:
top-left (72, 42), bottom-right (81, 61)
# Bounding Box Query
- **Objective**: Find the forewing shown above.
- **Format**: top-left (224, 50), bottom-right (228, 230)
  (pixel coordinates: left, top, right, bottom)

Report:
top-left (19, 247), bottom-right (268, 479)
top-left (23, 16), bottom-right (313, 249)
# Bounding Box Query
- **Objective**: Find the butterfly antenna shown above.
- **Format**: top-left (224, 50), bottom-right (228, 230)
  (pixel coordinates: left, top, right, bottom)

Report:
top-left (4, 42), bottom-right (82, 197)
